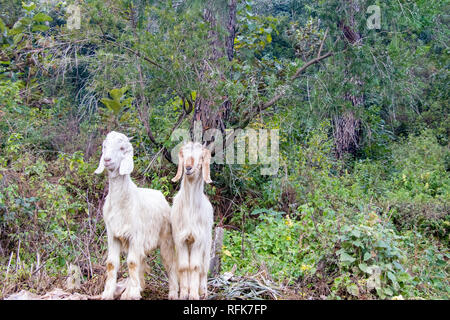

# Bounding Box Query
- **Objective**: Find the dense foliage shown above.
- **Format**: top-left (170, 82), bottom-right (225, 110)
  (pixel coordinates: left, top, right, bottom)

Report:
top-left (0, 0), bottom-right (448, 299)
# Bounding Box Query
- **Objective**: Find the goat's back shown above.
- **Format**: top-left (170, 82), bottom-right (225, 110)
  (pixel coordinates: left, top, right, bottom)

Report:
top-left (137, 187), bottom-right (171, 215)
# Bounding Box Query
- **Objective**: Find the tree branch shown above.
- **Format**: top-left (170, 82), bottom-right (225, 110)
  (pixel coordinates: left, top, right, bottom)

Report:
top-left (290, 51), bottom-right (333, 81)
top-left (238, 51), bottom-right (333, 126)
top-left (103, 38), bottom-right (167, 71)
top-left (317, 27), bottom-right (329, 59)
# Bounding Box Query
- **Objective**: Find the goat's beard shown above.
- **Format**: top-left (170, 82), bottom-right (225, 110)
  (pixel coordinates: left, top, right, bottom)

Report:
top-left (107, 166), bottom-right (120, 178)
top-left (184, 170), bottom-right (201, 183)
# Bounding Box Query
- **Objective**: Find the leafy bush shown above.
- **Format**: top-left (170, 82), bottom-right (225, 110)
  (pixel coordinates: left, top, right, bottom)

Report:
top-left (221, 127), bottom-right (449, 299)
top-left (387, 131), bottom-right (449, 243)
top-left (334, 213), bottom-right (413, 299)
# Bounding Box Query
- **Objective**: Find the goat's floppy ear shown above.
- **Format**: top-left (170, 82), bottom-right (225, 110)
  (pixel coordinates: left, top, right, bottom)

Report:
top-left (202, 147), bottom-right (212, 184)
top-left (119, 148), bottom-right (134, 175)
top-left (94, 153), bottom-right (105, 174)
top-left (172, 149), bottom-right (184, 182)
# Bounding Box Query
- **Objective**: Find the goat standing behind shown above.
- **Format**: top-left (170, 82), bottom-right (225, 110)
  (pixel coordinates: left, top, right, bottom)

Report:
top-left (95, 131), bottom-right (178, 300)
top-left (171, 141), bottom-right (214, 300)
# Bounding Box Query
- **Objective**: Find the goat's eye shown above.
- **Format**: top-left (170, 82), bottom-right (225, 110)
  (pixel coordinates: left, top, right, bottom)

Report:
top-left (120, 146), bottom-right (125, 151)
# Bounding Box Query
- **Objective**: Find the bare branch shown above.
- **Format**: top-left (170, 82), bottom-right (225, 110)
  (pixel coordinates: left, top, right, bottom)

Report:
top-left (317, 27), bottom-right (329, 59)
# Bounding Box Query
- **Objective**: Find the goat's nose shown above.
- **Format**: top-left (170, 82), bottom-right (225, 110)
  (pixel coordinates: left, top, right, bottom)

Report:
top-left (186, 166), bottom-right (192, 171)
top-left (104, 157), bottom-right (111, 162)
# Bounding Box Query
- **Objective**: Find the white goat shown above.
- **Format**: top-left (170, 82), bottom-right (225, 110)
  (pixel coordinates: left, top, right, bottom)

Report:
top-left (95, 131), bottom-right (178, 300)
top-left (171, 141), bottom-right (214, 300)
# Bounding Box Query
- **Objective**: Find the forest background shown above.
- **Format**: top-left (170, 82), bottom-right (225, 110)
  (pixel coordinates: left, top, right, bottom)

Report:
top-left (0, 0), bottom-right (448, 299)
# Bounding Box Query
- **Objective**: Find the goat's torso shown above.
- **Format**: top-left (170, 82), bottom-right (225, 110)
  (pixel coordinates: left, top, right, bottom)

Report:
top-left (171, 178), bottom-right (214, 247)
top-left (103, 175), bottom-right (171, 253)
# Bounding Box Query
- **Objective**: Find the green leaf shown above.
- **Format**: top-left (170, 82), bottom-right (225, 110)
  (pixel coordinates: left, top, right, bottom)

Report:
top-left (33, 12), bottom-right (53, 22)
top-left (393, 261), bottom-right (403, 271)
top-left (100, 98), bottom-right (121, 115)
top-left (109, 87), bottom-right (126, 101)
top-left (13, 33), bottom-right (23, 45)
top-left (21, 17), bottom-right (33, 27)
top-left (9, 22), bottom-right (24, 36)
top-left (363, 252), bottom-right (372, 261)
top-left (341, 225), bottom-right (351, 233)
top-left (32, 24), bottom-right (49, 32)
top-left (22, 2), bottom-right (36, 12)
top-left (250, 208), bottom-right (267, 215)
top-left (359, 263), bottom-right (370, 274)
top-left (376, 240), bottom-right (388, 248)
top-left (190, 90), bottom-right (197, 101)
top-left (350, 229), bottom-right (361, 238)
top-left (100, 87), bottom-right (131, 116)
top-left (352, 240), bottom-right (363, 247)
top-left (0, 18), bottom-right (6, 33)
top-left (396, 271), bottom-right (412, 283)
top-left (375, 288), bottom-right (384, 298)
top-left (12, 20), bottom-right (22, 30)
top-left (340, 252), bottom-right (356, 264)
top-left (383, 287), bottom-right (393, 296)
top-left (387, 271), bottom-right (397, 283)
top-left (121, 97), bottom-right (134, 106)
top-left (346, 283), bottom-right (359, 296)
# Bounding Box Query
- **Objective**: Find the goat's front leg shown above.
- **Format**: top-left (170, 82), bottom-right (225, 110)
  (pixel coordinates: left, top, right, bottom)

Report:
top-left (121, 242), bottom-right (144, 300)
top-left (188, 243), bottom-right (204, 300)
top-left (176, 241), bottom-right (190, 300)
top-left (102, 236), bottom-right (121, 300)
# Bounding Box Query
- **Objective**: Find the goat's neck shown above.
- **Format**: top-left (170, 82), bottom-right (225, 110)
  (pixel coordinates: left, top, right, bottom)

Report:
top-left (107, 174), bottom-right (135, 202)
top-left (180, 175), bottom-right (204, 205)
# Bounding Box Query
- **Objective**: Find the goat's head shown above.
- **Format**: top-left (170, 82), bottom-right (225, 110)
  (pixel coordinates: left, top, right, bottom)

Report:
top-left (172, 141), bottom-right (212, 184)
top-left (94, 131), bottom-right (134, 177)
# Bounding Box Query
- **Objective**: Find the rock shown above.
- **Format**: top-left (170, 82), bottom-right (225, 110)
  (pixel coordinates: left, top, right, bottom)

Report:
top-left (5, 290), bottom-right (41, 300)
top-left (66, 264), bottom-right (82, 291)
top-left (5, 288), bottom-right (94, 300)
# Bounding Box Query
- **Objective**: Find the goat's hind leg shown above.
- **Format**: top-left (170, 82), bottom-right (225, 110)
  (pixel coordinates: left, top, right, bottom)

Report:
top-left (139, 256), bottom-right (148, 292)
top-left (200, 235), bottom-right (212, 299)
top-left (160, 236), bottom-right (179, 299)
top-left (199, 250), bottom-right (209, 299)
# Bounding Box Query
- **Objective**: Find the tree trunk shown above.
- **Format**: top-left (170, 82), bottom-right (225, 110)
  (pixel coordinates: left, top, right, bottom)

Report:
top-left (209, 226), bottom-right (224, 276)
top-left (334, 1), bottom-right (364, 159)
top-left (191, 0), bottom-right (237, 140)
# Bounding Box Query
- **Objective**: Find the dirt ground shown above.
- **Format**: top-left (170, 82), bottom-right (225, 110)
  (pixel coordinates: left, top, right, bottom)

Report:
top-left (3, 269), bottom-right (306, 300)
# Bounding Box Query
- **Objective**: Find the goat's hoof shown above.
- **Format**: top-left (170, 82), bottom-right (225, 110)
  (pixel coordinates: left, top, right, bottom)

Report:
top-left (121, 288), bottom-right (141, 300)
top-left (180, 292), bottom-right (189, 300)
top-left (168, 291), bottom-right (179, 300)
top-left (189, 293), bottom-right (200, 300)
top-left (101, 292), bottom-right (115, 300)
top-left (199, 287), bottom-right (207, 298)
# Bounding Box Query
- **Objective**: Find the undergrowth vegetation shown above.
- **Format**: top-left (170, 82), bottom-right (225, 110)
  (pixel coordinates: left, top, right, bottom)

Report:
top-left (222, 125), bottom-right (449, 299)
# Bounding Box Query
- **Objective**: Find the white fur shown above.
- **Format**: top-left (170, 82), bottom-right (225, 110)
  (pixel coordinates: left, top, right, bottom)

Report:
top-left (95, 131), bottom-right (178, 300)
top-left (171, 142), bottom-right (214, 300)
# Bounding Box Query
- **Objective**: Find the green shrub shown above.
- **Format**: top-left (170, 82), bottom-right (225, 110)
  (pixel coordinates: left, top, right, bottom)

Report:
top-left (387, 130), bottom-right (449, 243)
top-left (334, 212), bottom-right (413, 299)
